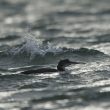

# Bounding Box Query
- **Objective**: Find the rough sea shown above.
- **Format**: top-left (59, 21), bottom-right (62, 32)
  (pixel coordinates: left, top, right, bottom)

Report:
top-left (0, 0), bottom-right (110, 110)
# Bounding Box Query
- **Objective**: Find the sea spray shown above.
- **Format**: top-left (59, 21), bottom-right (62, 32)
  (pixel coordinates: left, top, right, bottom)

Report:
top-left (9, 33), bottom-right (63, 59)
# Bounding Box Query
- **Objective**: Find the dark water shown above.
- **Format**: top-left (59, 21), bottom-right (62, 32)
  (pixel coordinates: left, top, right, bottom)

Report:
top-left (0, 0), bottom-right (110, 110)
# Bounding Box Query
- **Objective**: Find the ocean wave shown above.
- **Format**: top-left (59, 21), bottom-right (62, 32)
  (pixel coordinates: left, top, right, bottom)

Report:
top-left (6, 37), bottom-right (107, 60)
top-left (62, 47), bottom-right (105, 56)
top-left (55, 9), bottom-right (110, 17)
top-left (8, 37), bottom-right (63, 59)
top-left (79, 90), bottom-right (110, 102)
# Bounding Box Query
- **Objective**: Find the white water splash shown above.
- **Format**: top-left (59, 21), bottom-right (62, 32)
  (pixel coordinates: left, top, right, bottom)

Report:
top-left (9, 33), bottom-right (62, 59)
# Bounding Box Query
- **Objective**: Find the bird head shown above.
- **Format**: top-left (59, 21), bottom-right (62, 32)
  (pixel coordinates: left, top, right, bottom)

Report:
top-left (57, 59), bottom-right (85, 71)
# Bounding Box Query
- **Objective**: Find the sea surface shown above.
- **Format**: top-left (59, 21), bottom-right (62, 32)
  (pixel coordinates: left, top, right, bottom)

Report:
top-left (0, 0), bottom-right (110, 110)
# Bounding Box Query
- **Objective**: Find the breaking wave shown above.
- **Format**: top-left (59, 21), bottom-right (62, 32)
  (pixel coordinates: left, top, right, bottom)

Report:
top-left (6, 36), bottom-right (107, 60)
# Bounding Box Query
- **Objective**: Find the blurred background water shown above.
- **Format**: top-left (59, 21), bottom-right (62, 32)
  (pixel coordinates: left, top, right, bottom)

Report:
top-left (0, 0), bottom-right (110, 110)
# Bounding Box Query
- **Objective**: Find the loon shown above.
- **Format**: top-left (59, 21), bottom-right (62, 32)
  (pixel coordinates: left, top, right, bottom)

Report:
top-left (20, 59), bottom-right (84, 74)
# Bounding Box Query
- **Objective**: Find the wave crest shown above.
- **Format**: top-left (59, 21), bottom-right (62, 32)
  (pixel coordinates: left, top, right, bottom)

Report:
top-left (9, 37), bottom-right (63, 59)
top-left (3, 35), bottom-right (107, 62)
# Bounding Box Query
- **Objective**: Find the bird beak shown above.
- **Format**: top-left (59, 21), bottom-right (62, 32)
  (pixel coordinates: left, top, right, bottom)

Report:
top-left (70, 61), bottom-right (85, 64)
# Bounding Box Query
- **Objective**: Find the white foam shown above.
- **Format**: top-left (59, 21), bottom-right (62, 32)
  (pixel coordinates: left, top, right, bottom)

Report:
top-left (9, 33), bottom-right (62, 59)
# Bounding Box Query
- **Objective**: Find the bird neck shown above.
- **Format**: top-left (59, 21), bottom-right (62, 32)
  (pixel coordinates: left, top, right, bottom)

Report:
top-left (57, 65), bottom-right (65, 71)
